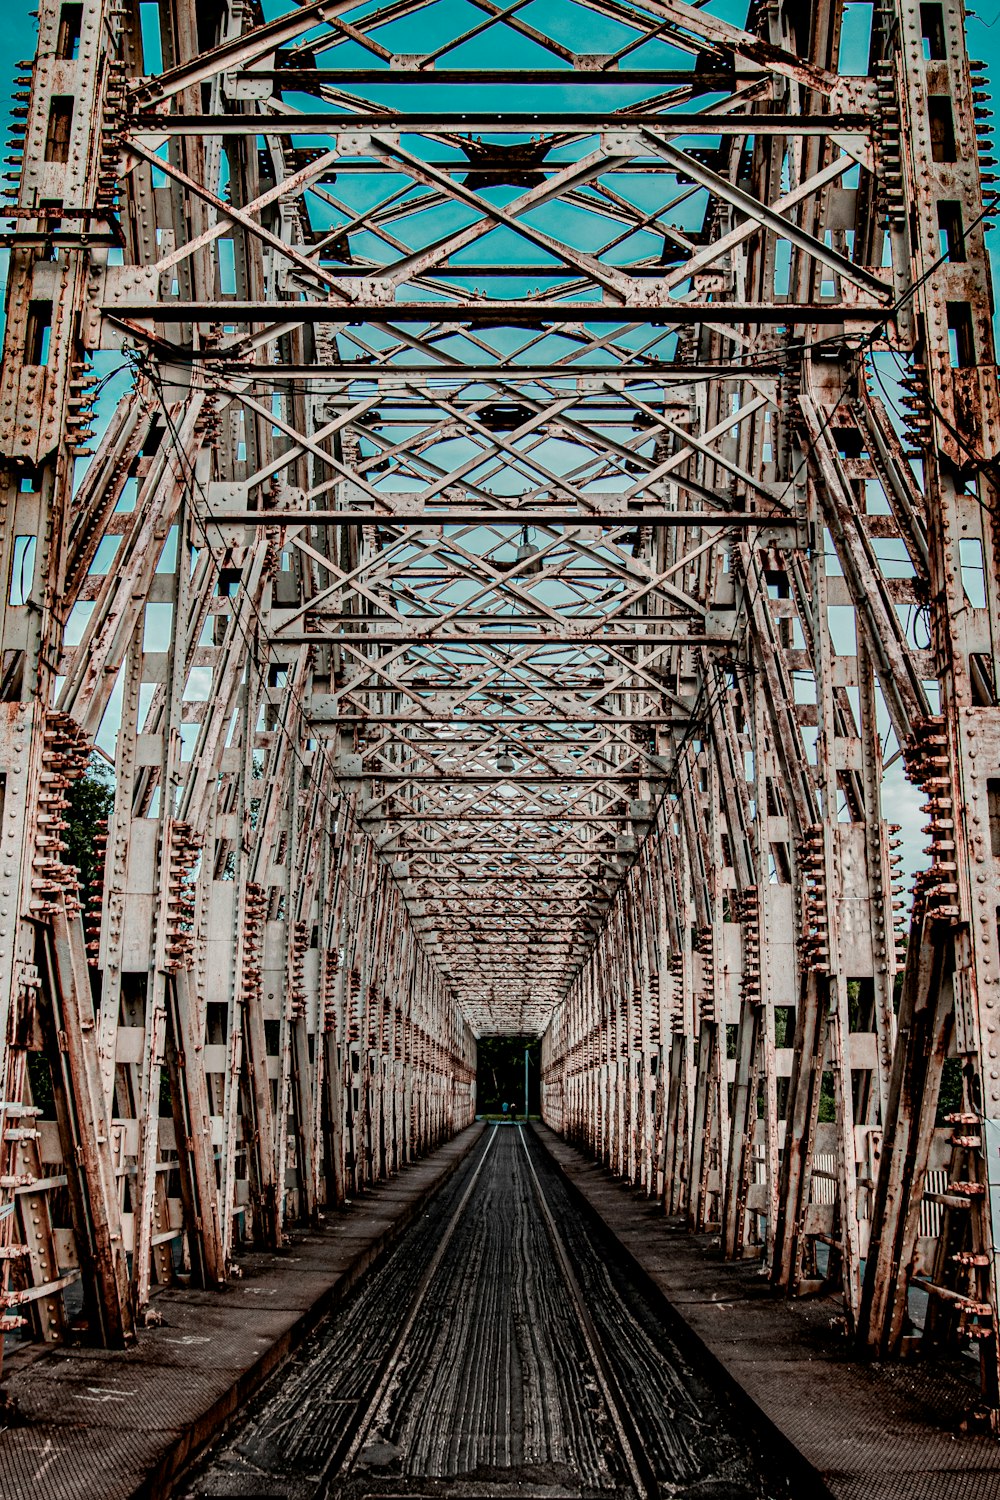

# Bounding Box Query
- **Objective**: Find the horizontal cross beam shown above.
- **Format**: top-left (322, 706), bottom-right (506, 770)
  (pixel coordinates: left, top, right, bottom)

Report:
top-left (132, 111), bottom-right (868, 133)
top-left (275, 631), bottom-right (729, 645)
top-left (328, 716), bottom-right (689, 726)
top-left (112, 301), bottom-right (882, 324)
top-left (181, 362), bottom-right (785, 378)
top-left (361, 814), bottom-right (646, 822)
top-left (207, 510), bottom-right (794, 529)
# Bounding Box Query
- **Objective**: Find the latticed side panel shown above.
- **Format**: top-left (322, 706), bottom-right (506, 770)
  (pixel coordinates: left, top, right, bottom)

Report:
top-left (0, 0), bottom-right (476, 1366)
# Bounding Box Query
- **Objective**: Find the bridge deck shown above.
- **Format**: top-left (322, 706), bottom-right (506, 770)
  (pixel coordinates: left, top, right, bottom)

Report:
top-left (535, 1126), bottom-right (1000, 1500)
top-left (183, 1122), bottom-right (793, 1499)
top-left (6, 1123), bottom-right (997, 1500)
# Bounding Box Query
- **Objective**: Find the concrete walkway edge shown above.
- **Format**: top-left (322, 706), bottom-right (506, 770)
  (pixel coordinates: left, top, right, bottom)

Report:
top-left (155, 1123), bottom-right (487, 1499)
top-left (531, 1124), bottom-right (830, 1499)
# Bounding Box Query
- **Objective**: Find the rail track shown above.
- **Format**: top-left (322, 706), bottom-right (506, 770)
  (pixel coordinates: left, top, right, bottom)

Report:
top-left (182, 1125), bottom-right (792, 1499)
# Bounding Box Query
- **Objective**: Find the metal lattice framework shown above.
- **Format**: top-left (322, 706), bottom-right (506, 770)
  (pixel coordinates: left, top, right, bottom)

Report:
top-left (2, 0), bottom-right (1000, 1414)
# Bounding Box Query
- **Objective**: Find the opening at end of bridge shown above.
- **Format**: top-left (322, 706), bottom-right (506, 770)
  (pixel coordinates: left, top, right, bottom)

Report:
top-left (475, 1034), bottom-right (541, 1120)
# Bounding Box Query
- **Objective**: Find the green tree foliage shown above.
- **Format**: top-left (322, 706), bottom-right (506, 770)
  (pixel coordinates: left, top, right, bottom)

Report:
top-left (819, 1071), bottom-right (836, 1123)
top-left (477, 1035), bottom-right (540, 1116)
top-left (936, 1056), bottom-right (964, 1124)
top-left (64, 755), bottom-right (115, 905)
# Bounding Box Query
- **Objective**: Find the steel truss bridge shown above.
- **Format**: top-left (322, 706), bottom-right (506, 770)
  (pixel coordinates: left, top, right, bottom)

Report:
top-left (2, 0), bottom-right (1000, 1415)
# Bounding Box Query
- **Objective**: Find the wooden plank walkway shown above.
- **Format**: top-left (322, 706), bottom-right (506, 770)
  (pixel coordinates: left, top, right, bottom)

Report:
top-left (187, 1121), bottom-right (790, 1499)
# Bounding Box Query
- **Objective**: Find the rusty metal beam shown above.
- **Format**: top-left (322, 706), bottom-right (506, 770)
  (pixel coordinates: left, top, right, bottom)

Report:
top-left (0, 0), bottom-right (998, 1422)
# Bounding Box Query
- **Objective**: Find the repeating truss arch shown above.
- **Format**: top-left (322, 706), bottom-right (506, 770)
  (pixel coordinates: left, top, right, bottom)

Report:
top-left (1, 0), bottom-right (1000, 1419)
